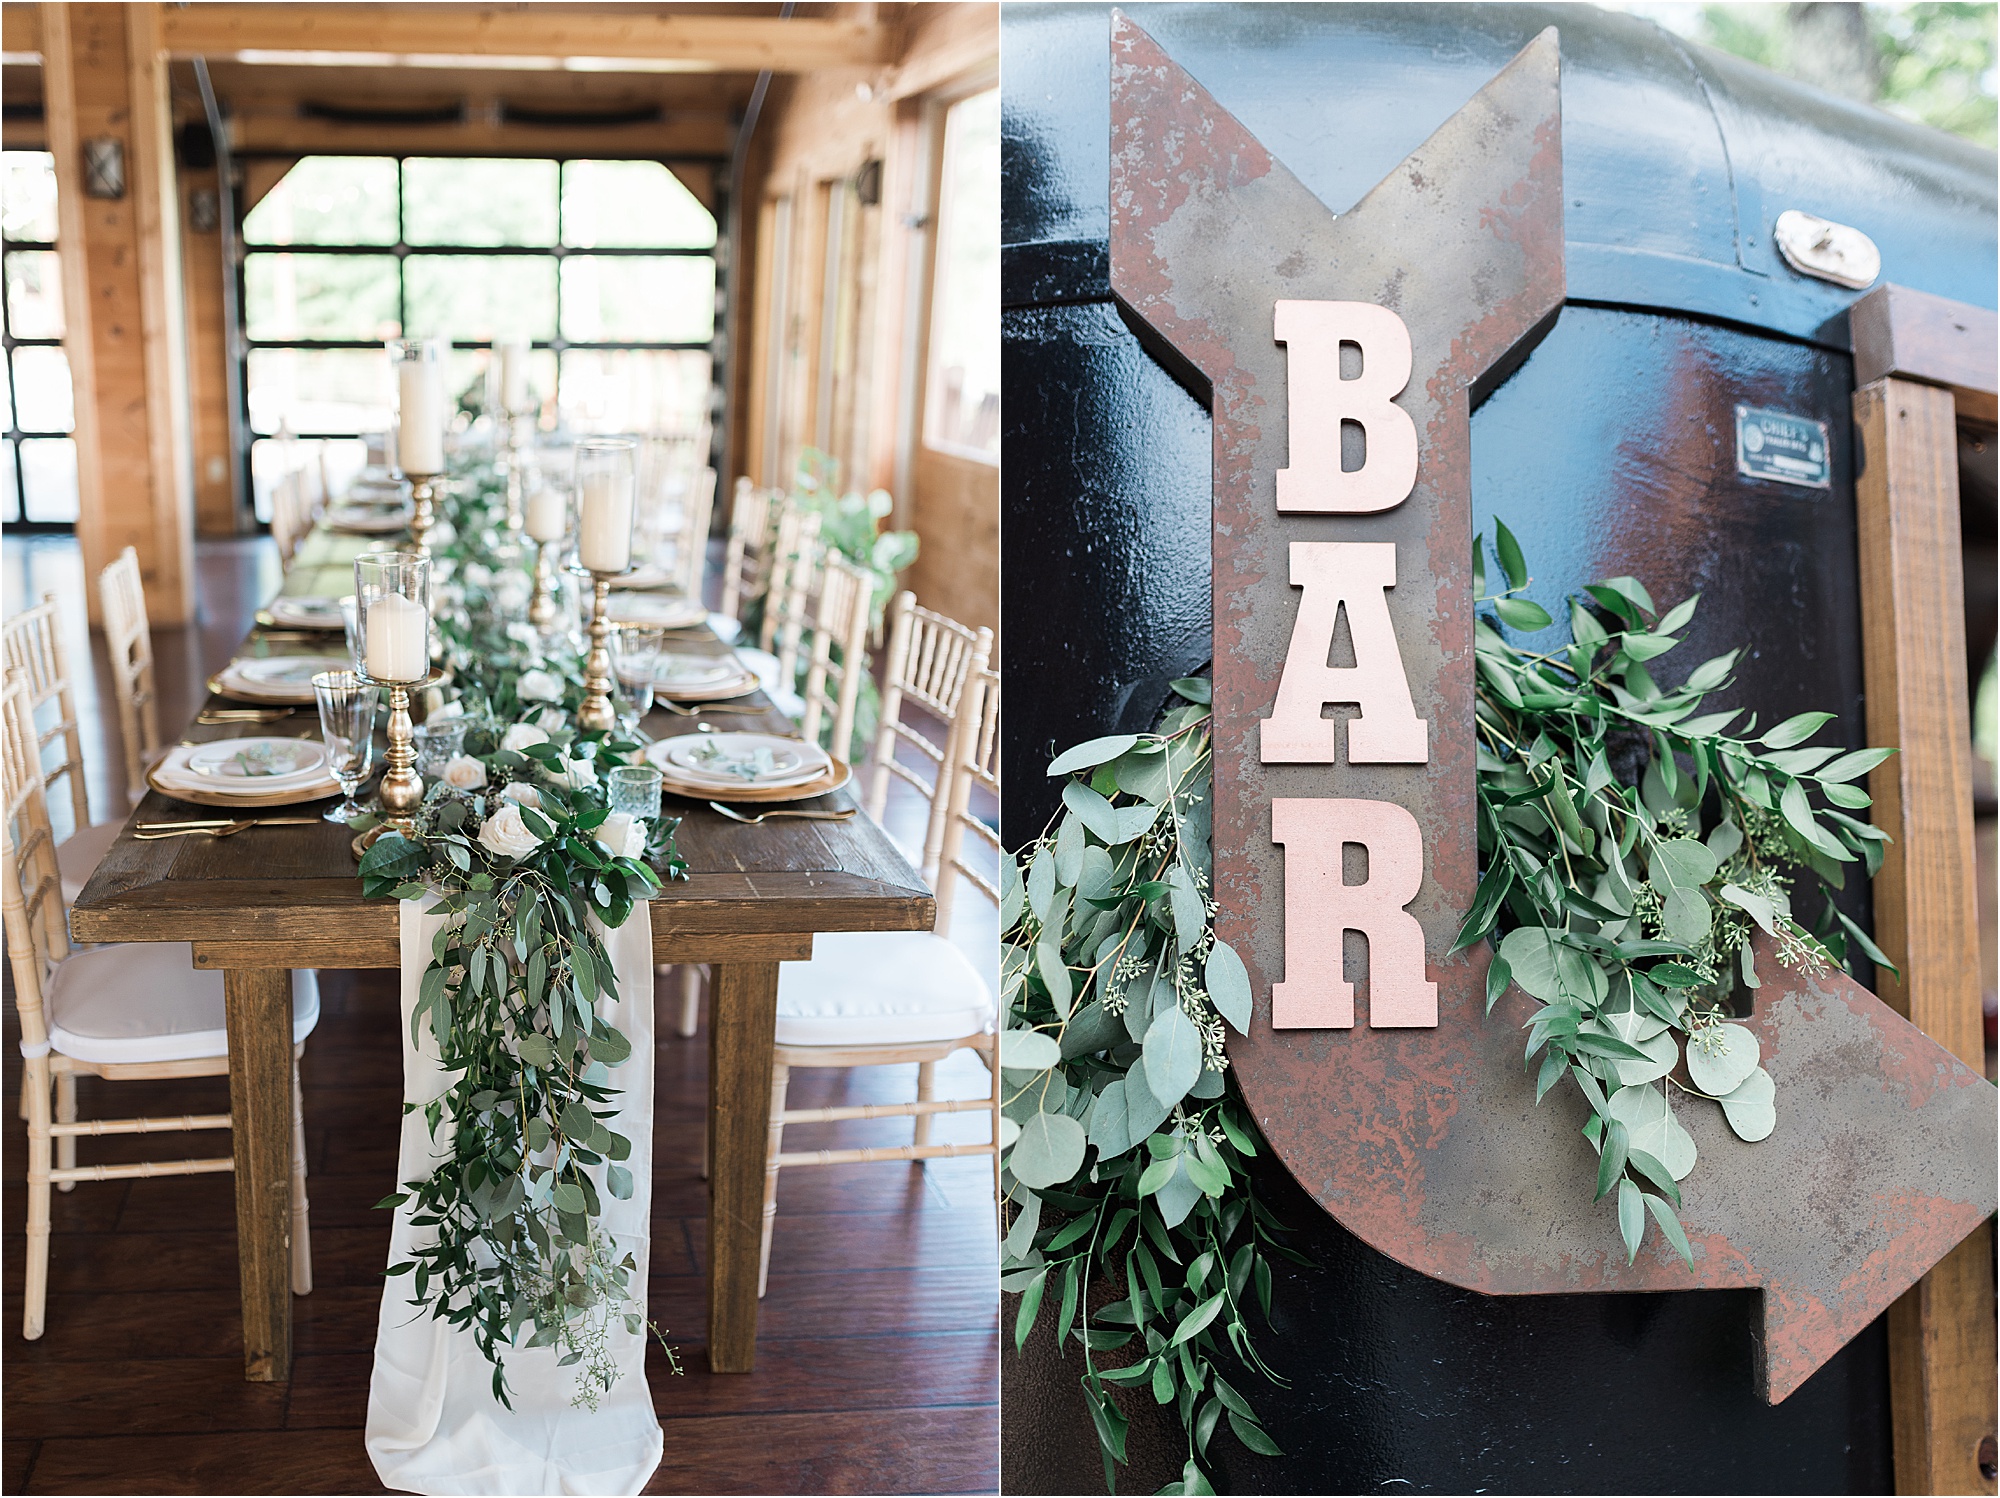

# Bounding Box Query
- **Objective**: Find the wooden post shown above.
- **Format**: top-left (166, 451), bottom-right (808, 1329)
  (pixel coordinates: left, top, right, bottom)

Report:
top-left (222, 966), bottom-right (295, 1382)
top-left (40, 2), bottom-right (196, 625)
top-left (1853, 374), bottom-right (1997, 1498)
top-left (707, 959), bottom-right (781, 1372)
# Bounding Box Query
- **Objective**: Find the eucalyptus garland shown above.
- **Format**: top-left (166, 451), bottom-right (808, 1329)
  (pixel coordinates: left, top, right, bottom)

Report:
top-left (354, 455), bottom-right (689, 1409)
top-left (1000, 680), bottom-right (1297, 1497)
top-left (1002, 527), bottom-right (1903, 1489)
top-left (1467, 521), bottom-right (1897, 1265)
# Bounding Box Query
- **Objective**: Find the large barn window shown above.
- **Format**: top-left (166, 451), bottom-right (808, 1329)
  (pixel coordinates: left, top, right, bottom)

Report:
top-left (240, 155), bottom-right (720, 519)
top-left (1, 151), bottom-right (78, 529)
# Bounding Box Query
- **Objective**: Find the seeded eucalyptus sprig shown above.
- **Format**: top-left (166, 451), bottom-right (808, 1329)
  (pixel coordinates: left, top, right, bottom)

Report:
top-left (1001, 680), bottom-right (1300, 1496)
top-left (1468, 520), bottom-right (1898, 1267)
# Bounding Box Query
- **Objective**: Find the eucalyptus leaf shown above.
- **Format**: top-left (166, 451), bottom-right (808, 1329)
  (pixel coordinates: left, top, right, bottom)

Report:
top-left (1205, 941), bottom-right (1253, 1034)
top-left (1142, 1004), bottom-right (1204, 1110)
top-left (1002, 1028), bottom-right (1063, 1072)
top-left (1717, 1066), bottom-right (1777, 1142)
top-left (1010, 1110), bottom-right (1087, 1189)
top-left (1048, 735), bottom-right (1139, 776)
top-left (1606, 1084), bottom-right (1697, 1181)
top-left (1685, 1022), bottom-right (1759, 1097)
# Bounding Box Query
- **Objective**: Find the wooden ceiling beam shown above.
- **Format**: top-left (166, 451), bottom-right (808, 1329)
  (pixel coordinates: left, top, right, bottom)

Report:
top-left (221, 112), bottom-right (736, 160)
top-left (155, 6), bottom-right (891, 73)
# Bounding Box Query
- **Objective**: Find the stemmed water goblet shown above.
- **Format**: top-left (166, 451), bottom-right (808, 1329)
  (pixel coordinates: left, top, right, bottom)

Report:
top-left (312, 670), bottom-right (380, 825)
top-left (611, 624), bottom-right (667, 732)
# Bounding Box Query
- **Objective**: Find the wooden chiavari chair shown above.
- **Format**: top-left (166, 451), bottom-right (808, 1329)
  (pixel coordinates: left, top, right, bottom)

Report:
top-left (270, 467), bottom-right (316, 565)
top-left (2, 672), bottom-right (321, 1338)
top-left (866, 592), bottom-right (994, 888)
top-left (758, 658), bottom-right (1003, 1295)
top-left (799, 549), bottom-right (876, 766)
top-left (98, 547), bottom-right (163, 804)
top-left (717, 479), bottom-right (778, 637)
top-left (2, 593), bottom-right (122, 901)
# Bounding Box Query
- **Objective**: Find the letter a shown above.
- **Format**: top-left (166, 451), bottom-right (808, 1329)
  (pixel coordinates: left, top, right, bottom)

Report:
top-left (1271, 799), bottom-right (1437, 1029)
top-left (1274, 300), bottom-right (1418, 513)
top-left (1259, 541), bottom-right (1428, 763)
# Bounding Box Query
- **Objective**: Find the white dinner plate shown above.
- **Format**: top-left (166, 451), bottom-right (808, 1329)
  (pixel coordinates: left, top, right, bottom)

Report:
top-left (327, 505), bottom-right (411, 534)
top-left (648, 655), bottom-right (740, 688)
top-left (268, 596), bottom-right (344, 629)
top-left (605, 592), bottom-right (706, 629)
top-left (648, 732), bottom-right (830, 787)
top-left (183, 737), bottom-right (329, 785)
top-left (233, 656), bottom-right (349, 689)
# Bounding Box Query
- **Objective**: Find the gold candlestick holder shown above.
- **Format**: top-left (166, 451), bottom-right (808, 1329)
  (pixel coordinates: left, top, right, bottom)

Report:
top-left (572, 567), bottom-right (623, 733)
top-left (405, 471), bottom-right (442, 557)
top-left (354, 665), bottom-right (444, 849)
top-left (528, 537), bottom-right (563, 629)
top-left (501, 415), bottom-right (528, 539)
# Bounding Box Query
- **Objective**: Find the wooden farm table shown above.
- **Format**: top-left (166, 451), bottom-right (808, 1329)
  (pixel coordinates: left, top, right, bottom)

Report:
top-left (68, 528), bottom-right (933, 1382)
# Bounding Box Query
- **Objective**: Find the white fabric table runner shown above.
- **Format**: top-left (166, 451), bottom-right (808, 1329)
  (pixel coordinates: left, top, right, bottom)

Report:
top-left (366, 898), bottom-right (662, 1496)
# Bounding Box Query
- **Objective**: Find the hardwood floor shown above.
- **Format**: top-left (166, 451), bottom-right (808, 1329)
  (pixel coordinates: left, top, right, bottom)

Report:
top-left (1, 536), bottom-right (999, 1495)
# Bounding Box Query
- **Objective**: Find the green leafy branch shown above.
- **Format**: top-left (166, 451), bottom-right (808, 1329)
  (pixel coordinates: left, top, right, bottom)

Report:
top-left (1466, 520), bottom-right (1897, 1267)
top-left (1000, 680), bottom-right (1300, 1495)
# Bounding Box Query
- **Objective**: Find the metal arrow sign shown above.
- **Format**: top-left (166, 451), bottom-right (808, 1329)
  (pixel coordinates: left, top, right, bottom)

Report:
top-left (1106, 10), bottom-right (1997, 1402)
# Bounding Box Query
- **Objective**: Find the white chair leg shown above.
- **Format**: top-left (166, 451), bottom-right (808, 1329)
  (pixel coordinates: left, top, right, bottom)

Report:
top-left (290, 1053), bottom-right (313, 1296)
top-left (23, 1056), bottom-right (53, 1340)
top-left (677, 964), bottom-right (703, 1038)
top-left (986, 1038), bottom-right (1004, 1242)
top-left (913, 1060), bottom-right (937, 1151)
top-left (54, 1069), bottom-right (76, 1189)
top-left (758, 1060), bottom-right (790, 1299)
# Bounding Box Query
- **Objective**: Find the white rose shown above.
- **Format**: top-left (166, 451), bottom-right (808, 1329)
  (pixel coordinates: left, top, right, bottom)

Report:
top-left (428, 699), bottom-right (465, 721)
top-left (463, 562), bottom-right (493, 587)
top-left (501, 722), bottom-right (548, 754)
top-left (517, 669), bottom-right (564, 703)
top-left (535, 706), bottom-right (568, 732)
top-left (506, 620), bottom-right (540, 646)
top-left (440, 754), bottom-right (487, 791)
top-left (549, 754), bottom-right (597, 791)
top-left (500, 782), bottom-right (542, 810)
top-left (494, 573), bottom-right (532, 612)
top-left (476, 802), bottom-right (543, 861)
top-left (596, 812), bottom-right (646, 860)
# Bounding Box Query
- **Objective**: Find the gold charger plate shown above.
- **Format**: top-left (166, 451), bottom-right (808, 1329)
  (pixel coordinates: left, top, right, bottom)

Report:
top-left (661, 758), bottom-right (852, 805)
top-left (654, 672), bottom-right (762, 704)
top-left (146, 767), bottom-right (340, 809)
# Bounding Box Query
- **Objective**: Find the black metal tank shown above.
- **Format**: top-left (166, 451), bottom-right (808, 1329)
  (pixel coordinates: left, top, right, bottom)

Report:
top-left (1000, 4), bottom-right (1997, 1491)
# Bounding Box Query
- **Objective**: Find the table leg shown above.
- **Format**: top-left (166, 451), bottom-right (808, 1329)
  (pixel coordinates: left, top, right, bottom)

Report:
top-left (707, 959), bottom-right (778, 1373)
top-left (223, 967), bottom-right (294, 1382)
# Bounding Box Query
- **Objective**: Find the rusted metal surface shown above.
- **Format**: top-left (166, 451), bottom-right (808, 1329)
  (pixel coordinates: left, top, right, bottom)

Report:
top-left (1107, 10), bottom-right (1998, 1404)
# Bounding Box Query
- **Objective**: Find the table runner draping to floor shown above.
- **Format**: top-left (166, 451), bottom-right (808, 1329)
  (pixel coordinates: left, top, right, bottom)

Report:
top-left (366, 898), bottom-right (661, 1496)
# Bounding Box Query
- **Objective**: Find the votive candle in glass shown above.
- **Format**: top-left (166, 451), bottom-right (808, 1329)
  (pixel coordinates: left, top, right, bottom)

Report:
top-left (392, 339), bottom-right (447, 475)
top-left (574, 438), bottom-right (637, 573)
top-left (355, 552), bottom-right (432, 683)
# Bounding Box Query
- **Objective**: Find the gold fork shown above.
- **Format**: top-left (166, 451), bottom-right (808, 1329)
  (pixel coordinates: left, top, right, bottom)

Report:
top-left (135, 815), bottom-right (324, 839)
top-left (707, 801), bottom-right (856, 824)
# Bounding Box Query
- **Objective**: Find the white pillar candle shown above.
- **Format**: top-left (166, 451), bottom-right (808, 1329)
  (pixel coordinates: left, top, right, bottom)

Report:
top-left (397, 356), bottom-right (446, 474)
top-left (498, 339), bottom-right (530, 413)
top-left (524, 486), bottom-right (567, 543)
top-left (577, 473), bottom-right (635, 573)
top-left (366, 592), bottom-right (429, 681)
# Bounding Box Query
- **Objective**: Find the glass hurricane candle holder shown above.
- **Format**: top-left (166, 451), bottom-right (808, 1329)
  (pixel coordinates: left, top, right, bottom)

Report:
top-left (353, 552), bottom-right (436, 836)
top-left (390, 339), bottom-right (447, 556)
top-left (570, 438), bottom-right (638, 733)
top-left (522, 464), bottom-right (568, 630)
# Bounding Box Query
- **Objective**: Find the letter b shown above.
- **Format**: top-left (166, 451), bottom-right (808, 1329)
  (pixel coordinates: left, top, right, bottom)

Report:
top-left (1274, 300), bottom-right (1418, 514)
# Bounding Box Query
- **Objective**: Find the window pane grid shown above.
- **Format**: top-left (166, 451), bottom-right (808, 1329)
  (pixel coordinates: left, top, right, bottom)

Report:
top-left (241, 155), bottom-right (724, 514)
top-left (3, 149), bottom-right (73, 527)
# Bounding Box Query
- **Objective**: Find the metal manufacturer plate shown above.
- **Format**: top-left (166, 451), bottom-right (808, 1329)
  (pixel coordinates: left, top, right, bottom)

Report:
top-left (1735, 405), bottom-right (1831, 489)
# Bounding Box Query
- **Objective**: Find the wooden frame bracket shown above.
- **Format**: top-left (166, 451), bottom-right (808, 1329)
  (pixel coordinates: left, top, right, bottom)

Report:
top-left (1851, 281), bottom-right (1998, 1498)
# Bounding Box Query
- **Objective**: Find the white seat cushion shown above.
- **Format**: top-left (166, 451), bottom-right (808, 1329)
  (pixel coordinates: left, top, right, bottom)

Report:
top-left (735, 646), bottom-right (805, 719)
top-left (57, 819), bottom-right (124, 905)
top-left (47, 946), bottom-right (320, 1066)
top-left (776, 931), bottom-right (993, 1047)
top-left (707, 612), bottom-right (743, 645)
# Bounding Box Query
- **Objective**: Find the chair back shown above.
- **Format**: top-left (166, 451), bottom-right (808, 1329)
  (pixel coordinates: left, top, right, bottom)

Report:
top-left (270, 467), bottom-right (315, 564)
top-left (677, 467), bottom-right (718, 600)
top-left (1, 670), bottom-right (67, 1053)
top-left (719, 478), bottom-right (776, 624)
top-left (98, 548), bottom-right (160, 795)
top-left (935, 663), bottom-right (1001, 937)
top-left (864, 592), bottom-right (993, 888)
top-left (799, 550), bottom-right (876, 764)
top-left (1, 594), bottom-right (89, 833)
top-left (763, 505), bottom-right (823, 674)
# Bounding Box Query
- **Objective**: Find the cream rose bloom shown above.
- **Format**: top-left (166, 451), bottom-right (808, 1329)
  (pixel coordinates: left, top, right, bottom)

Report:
top-left (516, 668), bottom-right (565, 703)
top-left (534, 706), bottom-right (568, 733)
top-left (500, 781), bottom-right (542, 810)
top-left (476, 802), bottom-right (543, 861)
top-left (549, 753), bottom-right (598, 791)
top-left (596, 812), bottom-right (646, 860)
top-left (440, 754), bottom-right (487, 791)
top-left (501, 722), bottom-right (548, 754)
